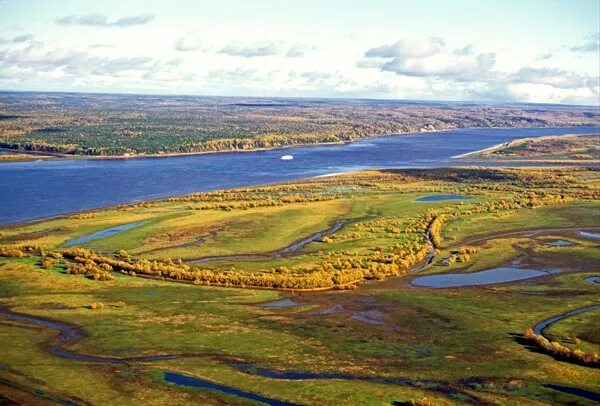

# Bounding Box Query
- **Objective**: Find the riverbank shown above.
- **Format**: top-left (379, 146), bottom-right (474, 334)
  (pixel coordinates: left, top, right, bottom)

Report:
top-left (452, 133), bottom-right (600, 162)
top-left (2, 126), bottom-right (599, 226)
top-left (1, 140), bottom-right (350, 161)
top-left (2, 125), bottom-right (598, 162)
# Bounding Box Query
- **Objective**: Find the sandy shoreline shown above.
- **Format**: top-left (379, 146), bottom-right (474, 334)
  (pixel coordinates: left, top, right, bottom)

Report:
top-left (450, 142), bottom-right (509, 159)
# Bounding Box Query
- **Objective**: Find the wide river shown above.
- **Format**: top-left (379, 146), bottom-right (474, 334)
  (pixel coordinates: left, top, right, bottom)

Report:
top-left (0, 126), bottom-right (598, 225)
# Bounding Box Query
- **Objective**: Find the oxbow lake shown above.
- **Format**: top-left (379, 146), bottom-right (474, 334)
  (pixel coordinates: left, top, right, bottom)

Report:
top-left (0, 127), bottom-right (598, 225)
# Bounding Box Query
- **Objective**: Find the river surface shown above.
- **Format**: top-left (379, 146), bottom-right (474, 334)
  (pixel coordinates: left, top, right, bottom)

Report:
top-left (0, 126), bottom-right (598, 225)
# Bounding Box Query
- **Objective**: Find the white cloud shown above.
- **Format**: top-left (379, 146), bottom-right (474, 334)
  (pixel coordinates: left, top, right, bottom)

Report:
top-left (365, 36), bottom-right (445, 59)
top-left (510, 67), bottom-right (594, 90)
top-left (286, 43), bottom-right (318, 58)
top-left (0, 34), bottom-right (34, 45)
top-left (360, 36), bottom-right (599, 104)
top-left (380, 52), bottom-right (497, 82)
top-left (56, 14), bottom-right (155, 28)
top-left (219, 41), bottom-right (283, 57)
top-left (174, 32), bottom-right (206, 52)
top-left (570, 33), bottom-right (599, 53)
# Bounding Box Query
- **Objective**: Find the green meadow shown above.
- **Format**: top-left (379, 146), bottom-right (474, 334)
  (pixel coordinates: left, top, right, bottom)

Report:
top-left (0, 167), bottom-right (599, 405)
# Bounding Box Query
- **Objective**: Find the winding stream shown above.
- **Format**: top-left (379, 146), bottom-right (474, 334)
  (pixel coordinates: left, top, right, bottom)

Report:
top-left (63, 221), bottom-right (149, 247)
top-left (0, 307), bottom-right (179, 364)
top-left (1, 224), bottom-right (599, 404)
top-left (164, 372), bottom-right (299, 406)
top-left (189, 219), bottom-right (346, 264)
top-left (1, 298), bottom-right (598, 403)
top-left (0, 305), bottom-right (476, 403)
top-left (532, 304), bottom-right (600, 336)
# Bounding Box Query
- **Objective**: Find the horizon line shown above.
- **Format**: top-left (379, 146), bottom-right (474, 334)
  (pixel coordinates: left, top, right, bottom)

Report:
top-left (0, 89), bottom-right (598, 109)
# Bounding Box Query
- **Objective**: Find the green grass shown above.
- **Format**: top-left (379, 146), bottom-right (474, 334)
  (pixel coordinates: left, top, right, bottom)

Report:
top-left (1, 167), bottom-right (599, 405)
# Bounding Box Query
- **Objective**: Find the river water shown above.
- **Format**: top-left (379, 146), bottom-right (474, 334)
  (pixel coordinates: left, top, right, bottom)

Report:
top-left (0, 126), bottom-right (597, 225)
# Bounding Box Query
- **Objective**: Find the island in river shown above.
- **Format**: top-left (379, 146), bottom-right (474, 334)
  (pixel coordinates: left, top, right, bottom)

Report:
top-left (458, 133), bottom-right (600, 163)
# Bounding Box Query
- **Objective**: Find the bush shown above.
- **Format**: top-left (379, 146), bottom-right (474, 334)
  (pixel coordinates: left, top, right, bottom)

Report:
top-left (523, 328), bottom-right (600, 366)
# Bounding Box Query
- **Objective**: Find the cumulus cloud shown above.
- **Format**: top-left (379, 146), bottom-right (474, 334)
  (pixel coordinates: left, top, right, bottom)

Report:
top-left (286, 43), bottom-right (317, 57)
top-left (363, 37), bottom-right (498, 82)
top-left (355, 59), bottom-right (384, 69)
top-left (174, 32), bottom-right (206, 52)
top-left (219, 41), bottom-right (283, 57)
top-left (570, 33), bottom-right (599, 52)
top-left (56, 13), bottom-right (155, 28)
top-left (510, 67), bottom-right (593, 90)
top-left (0, 42), bottom-right (154, 75)
top-left (453, 44), bottom-right (474, 56)
top-left (365, 36), bottom-right (444, 59)
top-left (380, 51), bottom-right (496, 82)
top-left (360, 36), bottom-right (599, 103)
top-left (0, 34), bottom-right (34, 45)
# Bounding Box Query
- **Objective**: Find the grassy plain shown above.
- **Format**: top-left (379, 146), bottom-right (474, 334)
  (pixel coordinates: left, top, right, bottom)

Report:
top-left (0, 167), bottom-right (599, 405)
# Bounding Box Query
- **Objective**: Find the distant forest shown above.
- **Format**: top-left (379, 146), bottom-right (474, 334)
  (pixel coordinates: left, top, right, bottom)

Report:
top-left (0, 92), bottom-right (598, 156)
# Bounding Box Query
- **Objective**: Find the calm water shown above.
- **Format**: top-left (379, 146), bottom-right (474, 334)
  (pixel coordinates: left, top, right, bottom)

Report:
top-left (416, 194), bottom-right (471, 202)
top-left (579, 231), bottom-right (600, 239)
top-left (1, 127), bottom-right (598, 225)
top-left (258, 299), bottom-right (300, 308)
top-left (533, 304), bottom-right (600, 335)
top-left (163, 372), bottom-right (299, 406)
top-left (545, 239), bottom-right (574, 246)
top-left (63, 221), bottom-right (148, 247)
top-left (542, 384), bottom-right (600, 403)
top-left (411, 267), bottom-right (556, 288)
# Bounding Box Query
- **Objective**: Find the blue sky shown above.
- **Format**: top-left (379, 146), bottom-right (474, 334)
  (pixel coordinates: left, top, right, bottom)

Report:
top-left (0, 0), bottom-right (598, 104)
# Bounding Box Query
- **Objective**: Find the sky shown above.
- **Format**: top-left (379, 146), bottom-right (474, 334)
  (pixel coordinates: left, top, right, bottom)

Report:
top-left (0, 0), bottom-right (599, 105)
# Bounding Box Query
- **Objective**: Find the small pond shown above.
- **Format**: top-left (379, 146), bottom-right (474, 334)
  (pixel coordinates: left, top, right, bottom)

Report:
top-left (258, 299), bottom-right (299, 308)
top-left (545, 240), bottom-right (574, 247)
top-left (411, 267), bottom-right (556, 288)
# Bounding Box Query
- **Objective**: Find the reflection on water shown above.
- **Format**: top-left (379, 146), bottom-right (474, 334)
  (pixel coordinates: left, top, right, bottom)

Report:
top-left (411, 267), bottom-right (556, 288)
top-left (63, 221), bottom-right (148, 247)
top-left (579, 231), bottom-right (600, 239)
top-left (545, 240), bottom-right (574, 247)
top-left (416, 194), bottom-right (471, 202)
top-left (258, 299), bottom-right (299, 308)
top-left (164, 371), bottom-right (298, 406)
